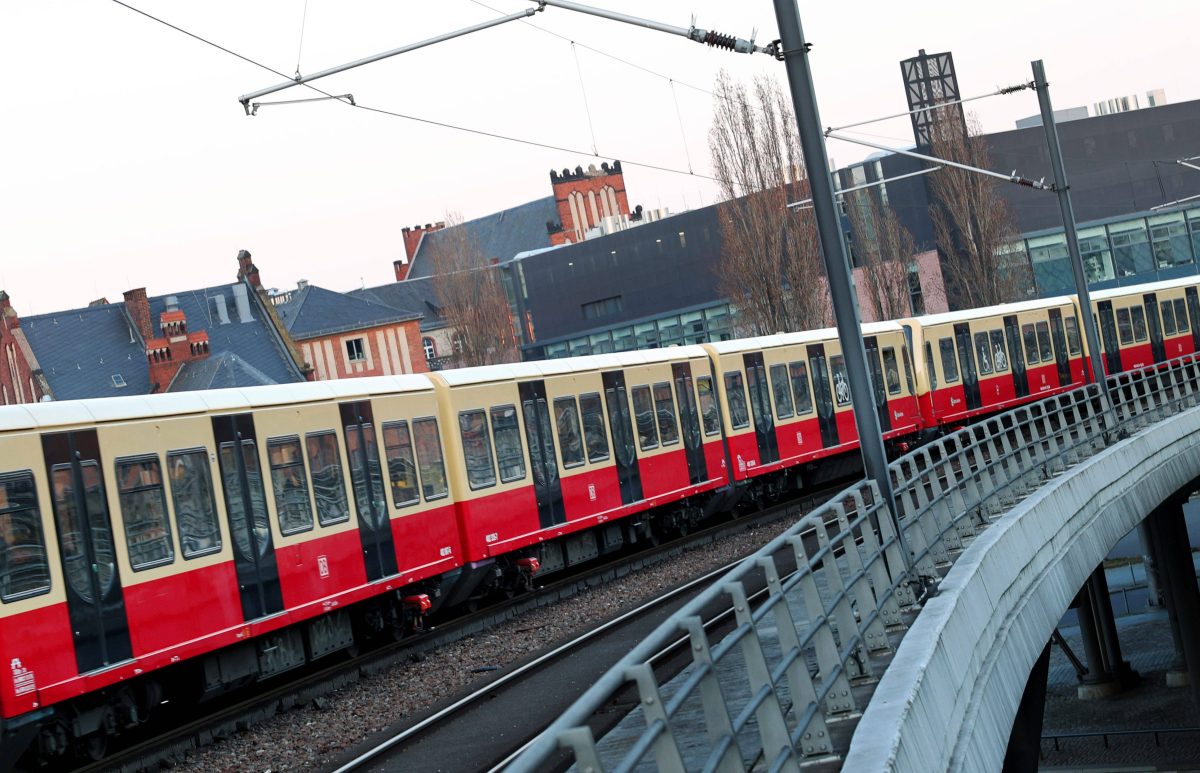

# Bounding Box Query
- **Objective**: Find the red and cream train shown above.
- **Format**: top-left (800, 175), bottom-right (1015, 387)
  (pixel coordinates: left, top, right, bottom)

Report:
top-left (1, 276), bottom-right (1196, 764)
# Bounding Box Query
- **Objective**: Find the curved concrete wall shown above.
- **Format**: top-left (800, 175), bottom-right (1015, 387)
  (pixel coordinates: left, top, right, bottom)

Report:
top-left (844, 405), bottom-right (1200, 771)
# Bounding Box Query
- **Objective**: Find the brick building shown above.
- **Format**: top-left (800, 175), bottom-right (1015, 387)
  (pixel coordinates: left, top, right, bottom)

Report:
top-left (272, 281), bottom-right (427, 379)
top-left (547, 161), bottom-right (631, 245)
top-left (0, 291), bottom-right (48, 404)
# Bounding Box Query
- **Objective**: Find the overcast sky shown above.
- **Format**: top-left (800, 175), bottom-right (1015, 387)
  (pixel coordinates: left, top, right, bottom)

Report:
top-left (2, 1), bottom-right (1196, 314)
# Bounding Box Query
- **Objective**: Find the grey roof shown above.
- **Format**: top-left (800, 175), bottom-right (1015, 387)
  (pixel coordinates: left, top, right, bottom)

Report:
top-left (23, 282), bottom-right (305, 400)
top-left (21, 304), bottom-right (151, 400)
top-left (406, 196), bottom-right (557, 279)
top-left (167, 351), bottom-right (278, 392)
top-left (274, 284), bottom-right (421, 339)
top-left (350, 276), bottom-right (447, 332)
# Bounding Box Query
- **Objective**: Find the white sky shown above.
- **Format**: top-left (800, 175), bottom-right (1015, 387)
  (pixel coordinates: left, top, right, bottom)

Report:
top-left (2, 1), bottom-right (1196, 314)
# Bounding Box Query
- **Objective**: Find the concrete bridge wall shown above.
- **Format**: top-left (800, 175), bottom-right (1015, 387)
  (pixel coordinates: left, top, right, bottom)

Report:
top-left (845, 406), bottom-right (1200, 771)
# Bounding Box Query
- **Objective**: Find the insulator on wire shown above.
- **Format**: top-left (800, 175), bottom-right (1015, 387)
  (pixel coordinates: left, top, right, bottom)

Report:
top-left (703, 30), bottom-right (738, 51)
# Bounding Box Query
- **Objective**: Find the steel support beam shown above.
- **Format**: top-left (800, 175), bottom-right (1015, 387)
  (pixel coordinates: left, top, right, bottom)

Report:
top-left (1073, 582), bottom-right (1118, 699)
top-left (1149, 504), bottom-right (1200, 708)
top-left (1031, 60), bottom-right (1113, 410)
top-left (770, 0), bottom-right (908, 570)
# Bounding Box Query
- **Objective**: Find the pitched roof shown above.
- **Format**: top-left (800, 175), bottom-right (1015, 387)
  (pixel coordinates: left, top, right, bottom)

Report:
top-left (274, 284), bottom-right (421, 339)
top-left (405, 196), bottom-right (557, 279)
top-left (23, 282), bottom-right (305, 400)
top-left (20, 304), bottom-right (151, 400)
top-left (167, 351), bottom-right (278, 392)
top-left (350, 276), bottom-right (447, 331)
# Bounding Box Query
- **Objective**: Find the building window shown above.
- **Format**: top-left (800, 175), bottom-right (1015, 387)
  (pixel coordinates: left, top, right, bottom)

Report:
top-left (582, 296), bottom-right (623, 320)
top-left (345, 338), bottom-right (366, 362)
top-left (452, 333), bottom-right (465, 354)
top-left (422, 337), bottom-right (436, 360)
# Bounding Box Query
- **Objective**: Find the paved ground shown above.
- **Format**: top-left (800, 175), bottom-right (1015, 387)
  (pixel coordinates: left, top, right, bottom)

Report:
top-left (1041, 610), bottom-right (1200, 770)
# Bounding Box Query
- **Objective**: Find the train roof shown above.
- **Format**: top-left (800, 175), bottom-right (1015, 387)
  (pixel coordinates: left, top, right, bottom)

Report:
top-left (0, 374), bottom-right (436, 432)
top-left (909, 295), bottom-right (1076, 327)
top-left (436, 345), bottom-right (709, 387)
top-left (705, 320), bottom-right (904, 355)
top-left (1089, 275), bottom-right (1200, 301)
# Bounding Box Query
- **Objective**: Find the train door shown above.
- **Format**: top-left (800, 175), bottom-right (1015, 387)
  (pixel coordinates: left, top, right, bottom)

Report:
top-left (863, 337), bottom-right (891, 432)
top-left (1097, 301), bottom-right (1122, 374)
top-left (742, 353), bottom-right (780, 465)
top-left (807, 344), bottom-right (840, 448)
top-left (602, 371), bottom-right (643, 505)
top-left (42, 430), bottom-right (133, 673)
top-left (1144, 293), bottom-right (1166, 363)
top-left (672, 363), bottom-right (707, 485)
top-left (212, 414), bottom-right (284, 620)
top-left (518, 381), bottom-right (567, 529)
top-left (953, 323), bottom-right (982, 410)
top-left (1186, 287), bottom-right (1200, 351)
top-left (339, 403), bottom-right (399, 581)
top-left (1047, 309), bottom-right (1071, 386)
top-left (1003, 316), bottom-right (1029, 398)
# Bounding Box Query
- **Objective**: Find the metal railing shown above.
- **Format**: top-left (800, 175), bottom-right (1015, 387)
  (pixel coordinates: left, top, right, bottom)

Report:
top-left (508, 356), bottom-right (1200, 772)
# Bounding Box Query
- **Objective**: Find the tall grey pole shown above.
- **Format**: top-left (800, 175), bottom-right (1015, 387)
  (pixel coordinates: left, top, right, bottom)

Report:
top-left (1032, 60), bottom-right (1112, 409)
top-left (771, 0), bottom-right (908, 569)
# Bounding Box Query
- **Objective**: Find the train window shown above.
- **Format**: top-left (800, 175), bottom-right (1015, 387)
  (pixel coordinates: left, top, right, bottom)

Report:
top-left (218, 441), bottom-right (270, 562)
top-left (267, 438), bottom-right (314, 535)
top-left (382, 422), bottom-right (420, 507)
top-left (1035, 322), bottom-right (1053, 362)
top-left (0, 471), bottom-right (51, 601)
top-left (167, 450), bottom-right (222, 558)
top-left (552, 398), bottom-right (586, 469)
top-left (830, 355), bottom-right (852, 405)
top-left (1022, 324), bottom-right (1040, 364)
top-left (653, 382), bottom-right (680, 445)
top-left (1175, 299), bottom-right (1190, 332)
top-left (305, 432), bottom-right (350, 525)
top-left (490, 405), bottom-right (529, 481)
top-left (696, 376), bottom-right (722, 435)
top-left (724, 371), bottom-right (750, 429)
top-left (631, 385), bottom-right (660, 450)
top-left (789, 362), bottom-right (813, 414)
top-left (924, 342), bottom-right (937, 390)
top-left (900, 346), bottom-right (915, 393)
top-left (882, 348), bottom-right (903, 393)
top-left (1116, 308), bottom-right (1133, 345)
top-left (579, 392), bottom-right (611, 461)
top-left (770, 364), bottom-right (794, 419)
top-left (1162, 301), bottom-right (1178, 336)
top-left (1065, 316), bottom-right (1082, 355)
top-left (1131, 306), bottom-right (1148, 342)
top-left (458, 410), bottom-right (497, 490)
top-left (413, 418), bottom-right (449, 501)
top-left (973, 333), bottom-right (993, 375)
top-left (938, 338), bottom-right (959, 383)
top-left (116, 455), bottom-right (176, 570)
top-left (989, 330), bottom-right (1009, 372)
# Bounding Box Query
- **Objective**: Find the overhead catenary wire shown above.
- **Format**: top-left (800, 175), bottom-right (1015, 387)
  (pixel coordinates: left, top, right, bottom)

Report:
top-left (109, 0), bottom-right (729, 184)
top-left (570, 41), bottom-right (599, 156)
top-left (294, 0), bottom-right (310, 78)
top-left (825, 82), bottom-right (1035, 134)
top-left (670, 80), bottom-right (694, 174)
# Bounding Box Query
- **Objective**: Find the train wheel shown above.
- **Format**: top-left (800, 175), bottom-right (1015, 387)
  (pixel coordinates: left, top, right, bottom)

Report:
top-left (80, 731), bottom-right (108, 762)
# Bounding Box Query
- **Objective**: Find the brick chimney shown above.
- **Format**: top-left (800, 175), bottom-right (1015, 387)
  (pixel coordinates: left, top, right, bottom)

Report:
top-left (145, 296), bottom-right (210, 392)
top-left (400, 222), bottom-right (446, 264)
top-left (123, 288), bottom-right (153, 342)
top-left (236, 249), bottom-right (261, 289)
top-left (393, 258), bottom-right (410, 282)
top-left (0, 291), bottom-right (14, 331)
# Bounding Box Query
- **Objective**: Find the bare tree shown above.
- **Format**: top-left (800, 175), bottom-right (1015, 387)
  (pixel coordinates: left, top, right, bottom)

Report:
top-left (429, 213), bottom-right (520, 367)
top-left (927, 109), bottom-right (1032, 308)
top-left (709, 71), bottom-right (829, 336)
top-left (845, 190), bottom-right (917, 321)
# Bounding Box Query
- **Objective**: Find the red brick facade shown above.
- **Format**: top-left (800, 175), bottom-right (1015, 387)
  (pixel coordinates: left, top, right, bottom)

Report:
top-left (0, 292), bottom-right (46, 404)
top-left (398, 222), bottom-right (446, 280)
top-left (548, 161), bottom-right (630, 245)
top-left (296, 320), bottom-right (428, 380)
top-left (124, 288), bottom-right (212, 391)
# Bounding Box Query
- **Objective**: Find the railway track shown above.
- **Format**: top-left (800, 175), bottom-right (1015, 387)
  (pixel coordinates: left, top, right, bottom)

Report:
top-left (62, 488), bottom-right (837, 773)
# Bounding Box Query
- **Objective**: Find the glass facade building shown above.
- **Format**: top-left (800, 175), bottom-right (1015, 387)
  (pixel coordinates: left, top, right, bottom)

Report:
top-left (1026, 208), bottom-right (1200, 296)
top-left (536, 302), bottom-right (735, 360)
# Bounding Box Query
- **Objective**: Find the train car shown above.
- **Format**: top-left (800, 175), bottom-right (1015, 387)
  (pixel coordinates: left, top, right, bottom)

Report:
top-left (1089, 276), bottom-right (1200, 374)
top-left (903, 296), bottom-right (1087, 428)
top-left (702, 322), bottom-right (922, 493)
top-left (431, 347), bottom-right (730, 578)
top-left (0, 376), bottom-right (463, 764)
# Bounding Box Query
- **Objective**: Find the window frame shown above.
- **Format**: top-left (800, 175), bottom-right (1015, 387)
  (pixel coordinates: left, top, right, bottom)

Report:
top-left (345, 337), bottom-right (366, 362)
top-left (304, 431), bottom-right (351, 526)
top-left (167, 448), bottom-right (223, 559)
top-left (381, 421), bottom-right (421, 508)
top-left (578, 392), bottom-right (611, 462)
top-left (789, 361), bottom-right (814, 415)
top-left (938, 337), bottom-right (959, 383)
top-left (0, 470), bottom-right (52, 602)
top-left (458, 409), bottom-right (498, 490)
top-left (490, 404), bottom-right (529, 482)
top-left (652, 382), bottom-right (680, 446)
top-left (770, 363), bottom-right (794, 418)
top-left (413, 417), bottom-right (449, 501)
top-left (723, 371), bottom-right (750, 429)
top-left (1116, 307), bottom-right (1134, 345)
top-left (265, 436), bottom-right (315, 536)
top-left (115, 453), bottom-right (177, 571)
top-left (1130, 305), bottom-right (1148, 342)
top-left (1175, 298), bottom-right (1190, 333)
top-left (1162, 300), bottom-right (1178, 337)
top-left (973, 333), bottom-right (994, 376)
top-left (989, 330), bottom-right (1010, 372)
top-left (696, 375), bottom-right (722, 436)
top-left (630, 384), bottom-right (660, 451)
top-left (1035, 321), bottom-right (1053, 362)
top-left (1065, 316), bottom-right (1083, 355)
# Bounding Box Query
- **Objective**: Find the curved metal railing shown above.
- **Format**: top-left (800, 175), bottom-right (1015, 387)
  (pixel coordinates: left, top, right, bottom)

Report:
top-left (507, 356), bottom-right (1200, 772)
